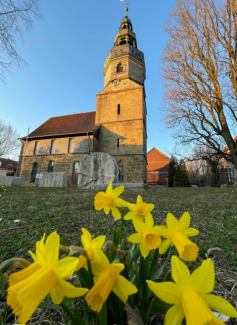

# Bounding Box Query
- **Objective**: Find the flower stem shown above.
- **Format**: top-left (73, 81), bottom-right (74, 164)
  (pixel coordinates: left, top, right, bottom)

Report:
top-left (60, 301), bottom-right (81, 325)
top-left (120, 208), bottom-right (124, 244)
top-left (145, 296), bottom-right (157, 325)
top-left (87, 258), bottom-right (94, 289)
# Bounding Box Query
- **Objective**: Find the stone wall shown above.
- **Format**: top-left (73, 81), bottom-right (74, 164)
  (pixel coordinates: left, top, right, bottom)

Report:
top-left (24, 135), bottom-right (92, 156)
top-left (18, 152), bottom-right (90, 187)
top-left (112, 154), bottom-right (146, 183)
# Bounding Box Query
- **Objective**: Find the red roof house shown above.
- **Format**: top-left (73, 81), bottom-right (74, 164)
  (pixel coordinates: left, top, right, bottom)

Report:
top-left (147, 148), bottom-right (170, 185)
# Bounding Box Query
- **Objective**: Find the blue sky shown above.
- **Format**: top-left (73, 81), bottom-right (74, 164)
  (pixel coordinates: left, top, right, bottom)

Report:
top-left (0, 0), bottom-right (177, 158)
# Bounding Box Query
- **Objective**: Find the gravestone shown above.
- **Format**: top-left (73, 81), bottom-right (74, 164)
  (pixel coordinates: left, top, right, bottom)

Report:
top-left (0, 176), bottom-right (21, 186)
top-left (38, 172), bottom-right (68, 187)
top-left (77, 153), bottom-right (118, 189)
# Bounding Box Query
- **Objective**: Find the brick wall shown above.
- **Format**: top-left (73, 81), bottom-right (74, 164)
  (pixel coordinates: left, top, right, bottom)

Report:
top-left (147, 148), bottom-right (170, 185)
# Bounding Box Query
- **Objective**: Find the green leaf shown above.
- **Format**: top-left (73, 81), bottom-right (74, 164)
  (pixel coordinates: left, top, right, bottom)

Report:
top-left (151, 249), bottom-right (171, 280)
top-left (152, 297), bottom-right (173, 315)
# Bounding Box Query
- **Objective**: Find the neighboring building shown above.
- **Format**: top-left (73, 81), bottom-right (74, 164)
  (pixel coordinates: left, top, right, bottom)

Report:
top-left (0, 158), bottom-right (18, 177)
top-left (17, 13), bottom-right (148, 186)
top-left (147, 148), bottom-right (170, 186)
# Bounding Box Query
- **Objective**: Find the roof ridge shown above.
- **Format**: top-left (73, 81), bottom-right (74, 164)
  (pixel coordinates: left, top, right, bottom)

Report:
top-left (50, 111), bottom-right (96, 119)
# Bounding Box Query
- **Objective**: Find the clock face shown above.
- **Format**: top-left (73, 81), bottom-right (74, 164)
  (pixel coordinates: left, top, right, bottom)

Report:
top-left (112, 79), bottom-right (120, 86)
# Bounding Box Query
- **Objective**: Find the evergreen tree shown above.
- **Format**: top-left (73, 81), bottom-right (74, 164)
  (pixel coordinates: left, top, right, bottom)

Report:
top-left (175, 160), bottom-right (191, 187)
top-left (168, 156), bottom-right (177, 187)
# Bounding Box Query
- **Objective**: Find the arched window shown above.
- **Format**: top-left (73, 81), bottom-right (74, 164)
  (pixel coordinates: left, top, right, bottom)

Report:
top-left (117, 63), bottom-right (123, 73)
top-left (117, 104), bottom-right (120, 115)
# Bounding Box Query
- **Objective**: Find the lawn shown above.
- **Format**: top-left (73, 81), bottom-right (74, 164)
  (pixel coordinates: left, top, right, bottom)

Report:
top-left (0, 186), bottom-right (237, 324)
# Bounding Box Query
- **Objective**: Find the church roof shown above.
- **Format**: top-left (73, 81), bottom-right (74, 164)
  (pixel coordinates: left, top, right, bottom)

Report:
top-left (22, 111), bottom-right (99, 139)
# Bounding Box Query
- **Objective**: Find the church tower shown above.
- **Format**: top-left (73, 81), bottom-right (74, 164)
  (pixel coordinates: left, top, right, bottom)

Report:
top-left (95, 9), bottom-right (147, 184)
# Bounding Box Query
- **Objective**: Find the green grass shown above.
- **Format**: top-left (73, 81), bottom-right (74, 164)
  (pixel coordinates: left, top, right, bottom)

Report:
top-left (0, 187), bottom-right (237, 264)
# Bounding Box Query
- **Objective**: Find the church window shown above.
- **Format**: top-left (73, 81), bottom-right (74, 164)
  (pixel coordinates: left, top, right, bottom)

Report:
top-left (33, 141), bottom-right (38, 156)
top-left (118, 160), bottom-right (124, 182)
top-left (73, 161), bottom-right (80, 175)
top-left (117, 63), bottom-right (123, 73)
top-left (128, 37), bottom-right (134, 46)
top-left (117, 104), bottom-right (120, 115)
top-left (50, 140), bottom-right (56, 154)
top-left (30, 162), bottom-right (38, 183)
top-left (123, 25), bottom-right (126, 29)
top-left (48, 161), bottom-right (54, 173)
top-left (117, 139), bottom-right (119, 147)
top-left (68, 138), bottom-right (74, 153)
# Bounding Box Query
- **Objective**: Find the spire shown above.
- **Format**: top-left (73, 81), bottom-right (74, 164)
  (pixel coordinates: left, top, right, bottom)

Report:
top-left (114, 14), bottom-right (137, 48)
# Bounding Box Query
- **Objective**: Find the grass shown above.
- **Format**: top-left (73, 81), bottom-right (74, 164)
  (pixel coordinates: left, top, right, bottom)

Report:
top-left (0, 186), bottom-right (237, 324)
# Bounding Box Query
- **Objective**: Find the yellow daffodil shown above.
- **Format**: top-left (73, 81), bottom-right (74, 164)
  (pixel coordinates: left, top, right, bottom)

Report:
top-left (147, 256), bottom-right (237, 325)
top-left (158, 212), bottom-right (199, 261)
top-left (76, 228), bottom-right (105, 271)
top-left (124, 195), bottom-right (155, 222)
top-left (7, 233), bottom-right (88, 324)
top-left (86, 248), bottom-right (137, 312)
top-left (94, 181), bottom-right (128, 219)
top-left (128, 214), bottom-right (164, 258)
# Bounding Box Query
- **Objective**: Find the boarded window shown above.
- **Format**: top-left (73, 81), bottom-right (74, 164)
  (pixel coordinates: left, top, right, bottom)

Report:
top-left (50, 140), bottom-right (56, 154)
top-left (68, 138), bottom-right (74, 153)
top-left (33, 141), bottom-right (38, 155)
top-left (48, 161), bottom-right (54, 173)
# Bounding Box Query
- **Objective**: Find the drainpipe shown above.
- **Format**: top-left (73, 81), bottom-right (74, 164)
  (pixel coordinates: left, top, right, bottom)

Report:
top-left (20, 127), bottom-right (30, 179)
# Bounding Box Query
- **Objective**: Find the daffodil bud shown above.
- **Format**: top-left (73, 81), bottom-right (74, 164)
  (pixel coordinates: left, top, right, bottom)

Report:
top-left (0, 258), bottom-right (31, 277)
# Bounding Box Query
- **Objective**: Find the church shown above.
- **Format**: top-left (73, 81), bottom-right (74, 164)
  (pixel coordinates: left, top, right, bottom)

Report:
top-left (17, 11), bottom-right (148, 187)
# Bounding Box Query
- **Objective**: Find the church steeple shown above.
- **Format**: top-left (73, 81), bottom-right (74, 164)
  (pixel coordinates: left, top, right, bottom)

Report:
top-left (103, 13), bottom-right (146, 87)
top-left (114, 15), bottom-right (137, 48)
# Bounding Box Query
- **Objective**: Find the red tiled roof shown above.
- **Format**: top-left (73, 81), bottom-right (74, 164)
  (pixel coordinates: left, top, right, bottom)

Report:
top-left (22, 111), bottom-right (99, 139)
top-left (223, 136), bottom-right (237, 152)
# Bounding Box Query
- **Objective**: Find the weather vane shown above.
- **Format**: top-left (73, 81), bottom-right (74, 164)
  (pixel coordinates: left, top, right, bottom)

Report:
top-left (119, 0), bottom-right (130, 16)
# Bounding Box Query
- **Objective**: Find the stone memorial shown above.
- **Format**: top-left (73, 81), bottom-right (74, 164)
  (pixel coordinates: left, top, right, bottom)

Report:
top-left (0, 176), bottom-right (21, 186)
top-left (77, 152), bottom-right (118, 189)
top-left (38, 172), bottom-right (68, 187)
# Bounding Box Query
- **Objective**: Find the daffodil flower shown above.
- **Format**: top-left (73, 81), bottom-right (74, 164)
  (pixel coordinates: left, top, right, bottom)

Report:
top-left (128, 214), bottom-right (164, 258)
top-left (147, 256), bottom-right (237, 325)
top-left (7, 233), bottom-right (88, 324)
top-left (76, 228), bottom-right (105, 271)
top-left (94, 181), bottom-right (128, 219)
top-left (124, 195), bottom-right (154, 222)
top-left (86, 248), bottom-right (137, 312)
top-left (158, 212), bottom-right (199, 261)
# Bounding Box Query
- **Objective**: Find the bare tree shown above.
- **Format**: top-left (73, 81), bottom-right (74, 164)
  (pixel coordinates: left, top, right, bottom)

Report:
top-left (162, 0), bottom-right (237, 169)
top-left (0, 0), bottom-right (42, 82)
top-left (0, 119), bottom-right (20, 157)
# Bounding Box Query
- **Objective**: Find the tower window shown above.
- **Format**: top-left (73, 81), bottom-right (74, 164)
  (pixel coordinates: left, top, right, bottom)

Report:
top-left (117, 139), bottom-right (119, 148)
top-left (117, 63), bottom-right (123, 73)
top-left (119, 40), bottom-right (127, 45)
top-left (123, 25), bottom-right (126, 29)
top-left (33, 141), bottom-right (38, 156)
top-left (117, 104), bottom-right (120, 115)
